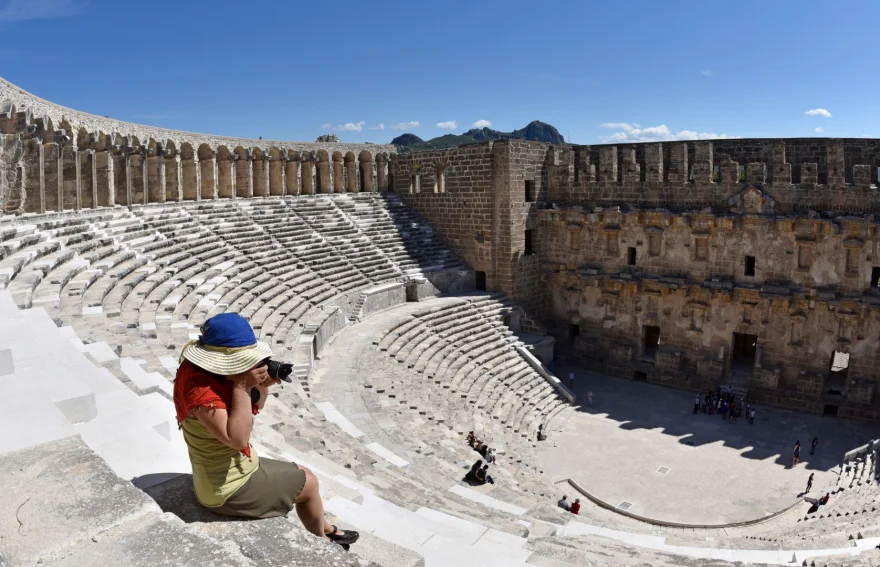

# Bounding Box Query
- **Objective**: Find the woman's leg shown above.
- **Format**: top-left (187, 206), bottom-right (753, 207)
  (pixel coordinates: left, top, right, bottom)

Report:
top-left (293, 466), bottom-right (335, 539)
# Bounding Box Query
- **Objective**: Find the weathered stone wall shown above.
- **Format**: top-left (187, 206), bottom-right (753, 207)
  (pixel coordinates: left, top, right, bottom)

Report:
top-left (0, 77), bottom-right (394, 214)
top-left (392, 140), bottom-right (551, 313)
top-left (538, 207), bottom-right (880, 295)
top-left (394, 137), bottom-right (880, 421)
top-left (548, 139), bottom-right (880, 213)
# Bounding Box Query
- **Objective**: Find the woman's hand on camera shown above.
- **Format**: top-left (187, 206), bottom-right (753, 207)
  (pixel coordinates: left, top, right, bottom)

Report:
top-left (231, 364), bottom-right (269, 391)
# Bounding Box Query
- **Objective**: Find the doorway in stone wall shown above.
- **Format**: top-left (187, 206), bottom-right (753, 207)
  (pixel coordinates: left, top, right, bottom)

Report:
top-left (731, 333), bottom-right (757, 378)
top-left (824, 350), bottom-right (850, 395)
top-left (643, 326), bottom-right (660, 358)
top-left (475, 271), bottom-right (486, 291)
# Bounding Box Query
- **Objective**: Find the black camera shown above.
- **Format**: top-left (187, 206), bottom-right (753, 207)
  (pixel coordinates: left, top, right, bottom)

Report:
top-left (264, 359), bottom-right (294, 382)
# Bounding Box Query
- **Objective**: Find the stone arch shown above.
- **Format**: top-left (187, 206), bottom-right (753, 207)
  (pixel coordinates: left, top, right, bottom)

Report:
top-left (217, 146), bottom-right (233, 198)
top-left (344, 151), bottom-right (357, 192)
top-left (376, 153), bottom-right (389, 191)
top-left (358, 150), bottom-right (373, 192)
top-left (332, 151), bottom-right (344, 192)
top-left (234, 146), bottom-right (251, 197)
top-left (58, 118), bottom-right (74, 139)
top-left (251, 147), bottom-right (268, 197)
top-left (269, 147), bottom-right (283, 196)
top-left (197, 143), bottom-right (216, 199)
top-left (164, 140), bottom-right (180, 202)
top-left (432, 158), bottom-right (448, 193)
top-left (316, 149), bottom-right (330, 193)
top-left (180, 142), bottom-right (198, 200)
top-left (93, 131), bottom-right (109, 151)
top-left (129, 135), bottom-right (140, 148)
top-left (76, 128), bottom-right (89, 150)
top-left (144, 138), bottom-right (163, 204)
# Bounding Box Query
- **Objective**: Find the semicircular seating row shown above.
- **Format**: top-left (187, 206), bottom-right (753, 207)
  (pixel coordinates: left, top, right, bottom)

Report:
top-left (0, 192), bottom-right (460, 391)
top-left (3, 194), bottom-right (880, 566)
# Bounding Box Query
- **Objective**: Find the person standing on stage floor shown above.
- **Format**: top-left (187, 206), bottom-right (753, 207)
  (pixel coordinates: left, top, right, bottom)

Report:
top-left (694, 394), bottom-right (701, 415)
top-left (793, 440), bottom-right (801, 467)
top-left (568, 372), bottom-right (575, 389)
top-left (587, 390), bottom-right (594, 407)
top-left (805, 473), bottom-right (814, 494)
top-left (749, 407), bottom-right (755, 425)
top-left (810, 436), bottom-right (819, 456)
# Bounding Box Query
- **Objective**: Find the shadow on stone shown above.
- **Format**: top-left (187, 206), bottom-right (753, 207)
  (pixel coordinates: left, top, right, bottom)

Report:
top-left (141, 473), bottom-right (246, 524)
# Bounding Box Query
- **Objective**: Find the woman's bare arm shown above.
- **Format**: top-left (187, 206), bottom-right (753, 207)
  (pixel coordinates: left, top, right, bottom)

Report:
top-left (193, 384), bottom-right (255, 449)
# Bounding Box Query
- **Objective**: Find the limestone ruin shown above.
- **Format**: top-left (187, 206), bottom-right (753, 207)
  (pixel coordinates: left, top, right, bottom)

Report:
top-left (2, 76), bottom-right (880, 566)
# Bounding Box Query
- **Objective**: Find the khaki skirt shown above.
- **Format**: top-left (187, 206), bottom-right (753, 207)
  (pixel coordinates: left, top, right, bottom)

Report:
top-left (211, 457), bottom-right (307, 519)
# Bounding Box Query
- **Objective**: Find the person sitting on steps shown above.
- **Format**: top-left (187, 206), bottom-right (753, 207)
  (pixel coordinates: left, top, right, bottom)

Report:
top-left (465, 459), bottom-right (483, 482)
top-left (173, 313), bottom-right (358, 548)
top-left (475, 464), bottom-right (494, 485)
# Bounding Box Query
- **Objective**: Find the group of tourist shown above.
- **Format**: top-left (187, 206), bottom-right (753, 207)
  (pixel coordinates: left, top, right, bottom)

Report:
top-left (465, 431), bottom-right (497, 485)
top-left (693, 388), bottom-right (755, 424)
top-left (792, 437), bottom-right (819, 467)
top-left (557, 495), bottom-right (581, 515)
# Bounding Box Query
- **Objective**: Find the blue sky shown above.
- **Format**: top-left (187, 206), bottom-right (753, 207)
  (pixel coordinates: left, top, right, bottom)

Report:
top-left (1, 0), bottom-right (877, 144)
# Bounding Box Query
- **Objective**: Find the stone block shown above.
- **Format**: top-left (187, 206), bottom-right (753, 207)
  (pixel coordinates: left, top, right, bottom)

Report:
top-left (0, 436), bottom-right (161, 565)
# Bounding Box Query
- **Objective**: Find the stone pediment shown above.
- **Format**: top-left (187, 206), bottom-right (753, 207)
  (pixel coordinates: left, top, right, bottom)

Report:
top-left (728, 185), bottom-right (776, 214)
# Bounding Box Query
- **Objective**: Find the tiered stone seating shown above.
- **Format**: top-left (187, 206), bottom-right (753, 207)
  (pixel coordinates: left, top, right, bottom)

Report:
top-left (7, 195), bottom-right (880, 566)
top-left (341, 193), bottom-right (464, 276)
top-left (376, 294), bottom-right (569, 444)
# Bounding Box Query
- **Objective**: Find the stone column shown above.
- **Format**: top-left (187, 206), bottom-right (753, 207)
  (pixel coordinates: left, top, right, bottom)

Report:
top-left (376, 154), bottom-right (388, 190)
top-left (285, 157), bottom-right (299, 195)
top-left (76, 149), bottom-right (87, 209)
top-left (316, 158), bottom-right (331, 193)
top-left (200, 153), bottom-right (218, 200)
top-left (229, 157), bottom-right (237, 198)
top-left (20, 140), bottom-right (38, 213)
top-left (301, 157), bottom-right (314, 195)
top-left (94, 150), bottom-right (114, 207)
top-left (164, 151), bottom-right (181, 202)
top-left (621, 146), bottom-right (639, 185)
top-left (359, 154), bottom-right (374, 192)
top-left (279, 156), bottom-right (287, 196)
top-left (667, 143), bottom-right (688, 186)
top-left (333, 155), bottom-right (344, 192)
top-left (345, 156), bottom-right (357, 192)
top-left (42, 142), bottom-right (58, 212)
top-left (772, 140), bottom-right (791, 184)
top-left (692, 141), bottom-right (713, 184)
top-left (827, 140), bottom-right (845, 187)
top-left (644, 143), bottom-right (663, 185)
top-left (598, 146), bottom-right (617, 186)
top-left (147, 154), bottom-right (165, 203)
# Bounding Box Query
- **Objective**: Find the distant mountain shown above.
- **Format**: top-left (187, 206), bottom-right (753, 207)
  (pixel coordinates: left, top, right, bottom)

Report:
top-left (391, 121), bottom-right (565, 153)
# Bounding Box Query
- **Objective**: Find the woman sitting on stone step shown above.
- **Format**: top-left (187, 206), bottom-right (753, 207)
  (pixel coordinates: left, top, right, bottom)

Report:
top-left (173, 313), bottom-right (358, 547)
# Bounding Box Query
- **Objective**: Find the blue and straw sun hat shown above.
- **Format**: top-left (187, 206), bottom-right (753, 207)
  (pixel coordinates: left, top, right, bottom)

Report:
top-left (181, 313), bottom-right (273, 375)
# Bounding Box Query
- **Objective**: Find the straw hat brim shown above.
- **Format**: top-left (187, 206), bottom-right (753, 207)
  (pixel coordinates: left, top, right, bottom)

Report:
top-left (182, 341), bottom-right (273, 376)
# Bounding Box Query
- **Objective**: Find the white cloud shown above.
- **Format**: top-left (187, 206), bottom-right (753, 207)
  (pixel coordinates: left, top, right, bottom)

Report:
top-left (391, 121), bottom-right (420, 130)
top-left (370, 123), bottom-right (385, 130)
top-left (700, 70), bottom-right (713, 76)
top-left (598, 122), bottom-right (739, 143)
top-left (0, 0), bottom-right (83, 21)
top-left (321, 121), bottom-right (367, 132)
top-left (471, 119), bottom-right (492, 129)
top-left (814, 127), bottom-right (824, 133)
top-left (436, 121), bottom-right (458, 130)
top-left (805, 108), bottom-right (832, 118)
